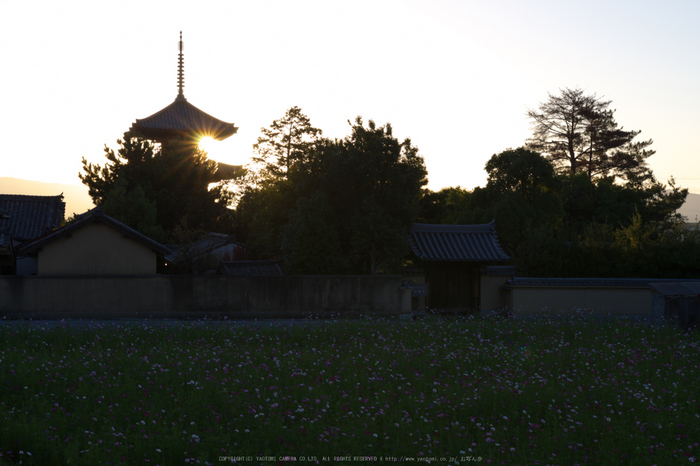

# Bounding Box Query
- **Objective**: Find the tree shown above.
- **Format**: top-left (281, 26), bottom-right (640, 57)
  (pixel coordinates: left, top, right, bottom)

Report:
top-left (234, 177), bottom-right (296, 260)
top-left (316, 118), bottom-right (428, 274)
top-left (251, 106), bottom-right (322, 181)
top-left (281, 191), bottom-right (348, 274)
top-left (99, 178), bottom-right (166, 242)
top-left (417, 187), bottom-right (471, 224)
top-left (415, 149), bottom-right (565, 255)
top-left (554, 169), bottom-right (686, 233)
top-left (233, 107), bottom-right (323, 250)
top-left (481, 148), bottom-right (564, 253)
top-left (526, 87), bottom-right (654, 180)
top-left (412, 141), bottom-right (691, 278)
top-left (233, 107), bottom-right (322, 255)
top-left (484, 147), bottom-right (559, 201)
top-left (80, 135), bottom-right (156, 206)
top-left (236, 115), bottom-right (428, 274)
top-left (80, 133), bottom-right (234, 239)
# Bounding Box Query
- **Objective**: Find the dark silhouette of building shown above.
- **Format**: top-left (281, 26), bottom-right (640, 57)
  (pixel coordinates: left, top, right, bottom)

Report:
top-left (409, 222), bottom-right (510, 311)
top-left (0, 194), bottom-right (66, 274)
top-left (130, 32), bottom-right (240, 182)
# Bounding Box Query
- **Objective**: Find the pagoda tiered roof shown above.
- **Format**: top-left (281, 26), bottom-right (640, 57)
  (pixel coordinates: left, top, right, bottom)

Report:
top-left (130, 94), bottom-right (238, 142)
top-left (129, 32), bottom-right (237, 143)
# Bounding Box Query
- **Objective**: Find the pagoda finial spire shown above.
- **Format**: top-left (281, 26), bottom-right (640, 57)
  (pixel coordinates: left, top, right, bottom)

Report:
top-left (177, 31), bottom-right (185, 100)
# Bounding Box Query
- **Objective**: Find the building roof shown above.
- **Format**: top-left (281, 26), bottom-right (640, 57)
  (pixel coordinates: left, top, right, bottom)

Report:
top-left (409, 222), bottom-right (510, 262)
top-left (17, 207), bottom-right (170, 256)
top-left (649, 281), bottom-right (700, 297)
top-left (217, 261), bottom-right (284, 277)
top-left (130, 95), bottom-right (238, 142)
top-left (0, 194), bottom-right (65, 242)
top-left (508, 277), bottom-right (700, 289)
top-left (129, 32), bottom-right (237, 143)
top-left (508, 277), bottom-right (652, 288)
top-left (165, 232), bottom-right (245, 263)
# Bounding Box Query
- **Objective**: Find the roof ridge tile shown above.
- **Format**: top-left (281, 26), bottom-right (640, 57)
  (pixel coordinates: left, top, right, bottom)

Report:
top-left (409, 222), bottom-right (509, 262)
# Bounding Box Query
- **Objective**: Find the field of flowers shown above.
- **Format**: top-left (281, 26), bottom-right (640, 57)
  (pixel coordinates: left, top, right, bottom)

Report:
top-left (0, 316), bottom-right (698, 465)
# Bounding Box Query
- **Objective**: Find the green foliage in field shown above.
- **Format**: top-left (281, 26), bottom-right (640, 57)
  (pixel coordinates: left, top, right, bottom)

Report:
top-left (0, 318), bottom-right (698, 464)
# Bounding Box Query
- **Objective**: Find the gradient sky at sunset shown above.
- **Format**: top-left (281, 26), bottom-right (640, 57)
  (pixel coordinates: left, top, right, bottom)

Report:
top-left (2, 0), bottom-right (699, 195)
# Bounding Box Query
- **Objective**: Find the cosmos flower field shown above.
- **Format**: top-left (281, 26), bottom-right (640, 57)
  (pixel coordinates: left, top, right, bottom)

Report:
top-left (0, 316), bottom-right (698, 465)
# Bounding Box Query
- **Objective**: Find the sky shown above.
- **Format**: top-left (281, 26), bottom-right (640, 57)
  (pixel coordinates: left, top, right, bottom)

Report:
top-left (1, 0), bottom-right (699, 197)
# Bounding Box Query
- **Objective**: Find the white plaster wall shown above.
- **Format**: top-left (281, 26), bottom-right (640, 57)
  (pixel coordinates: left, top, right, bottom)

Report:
top-left (511, 287), bottom-right (652, 315)
top-left (38, 223), bottom-right (156, 275)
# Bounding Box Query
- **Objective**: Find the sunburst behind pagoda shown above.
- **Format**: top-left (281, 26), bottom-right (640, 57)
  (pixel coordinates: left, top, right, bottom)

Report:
top-left (130, 32), bottom-right (240, 182)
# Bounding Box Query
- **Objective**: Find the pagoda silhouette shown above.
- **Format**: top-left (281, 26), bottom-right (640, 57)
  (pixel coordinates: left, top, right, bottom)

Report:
top-left (130, 32), bottom-right (240, 182)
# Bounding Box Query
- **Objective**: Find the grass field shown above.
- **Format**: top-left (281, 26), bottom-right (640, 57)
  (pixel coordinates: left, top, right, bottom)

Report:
top-left (0, 315), bottom-right (698, 465)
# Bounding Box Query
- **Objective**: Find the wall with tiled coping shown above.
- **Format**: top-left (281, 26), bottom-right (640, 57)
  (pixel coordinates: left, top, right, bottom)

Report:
top-left (0, 275), bottom-right (411, 319)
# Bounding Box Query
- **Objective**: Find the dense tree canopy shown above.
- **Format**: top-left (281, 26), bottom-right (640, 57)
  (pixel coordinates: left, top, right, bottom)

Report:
top-left (80, 133), bottom-right (234, 242)
top-left (417, 187), bottom-right (471, 225)
top-left (484, 148), bottom-right (560, 203)
top-left (251, 106), bottom-right (322, 182)
top-left (422, 149), bottom-right (565, 254)
top-left (80, 90), bottom-right (691, 279)
top-left (235, 112), bottom-right (427, 274)
top-left (419, 146), bottom-right (690, 278)
top-left (526, 87), bottom-right (654, 181)
top-left (310, 118), bottom-right (428, 274)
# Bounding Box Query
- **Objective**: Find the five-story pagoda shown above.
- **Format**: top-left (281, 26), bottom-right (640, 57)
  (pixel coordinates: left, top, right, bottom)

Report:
top-left (130, 32), bottom-right (240, 182)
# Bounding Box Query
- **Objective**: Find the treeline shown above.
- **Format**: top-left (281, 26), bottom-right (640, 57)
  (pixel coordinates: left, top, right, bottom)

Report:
top-left (80, 138), bottom-right (233, 243)
top-left (419, 148), bottom-right (693, 277)
top-left (80, 88), bottom-right (699, 278)
top-left (233, 109), bottom-right (427, 275)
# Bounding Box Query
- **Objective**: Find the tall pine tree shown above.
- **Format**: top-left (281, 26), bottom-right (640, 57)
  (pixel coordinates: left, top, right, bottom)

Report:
top-left (526, 87), bottom-right (654, 181)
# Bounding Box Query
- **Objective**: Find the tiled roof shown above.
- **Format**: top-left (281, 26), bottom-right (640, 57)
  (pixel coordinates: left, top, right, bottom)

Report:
top-left (130, 95), bottom-right (238, 142)
top-left (17, 207), bottom-right (170, 256)
top-left (166, 232), bottom-right (245, 263)
top-left (217, 261), bottom-right (284, 277)
top-left (508, 277), bottom-right (652, 288)
top-left (409, 222), bottom-right (509, 262)
top-left (0, 194), bottom-right (65, 242)
top-left (507, 277), bottom-right (700, 288)
top-left (649, 281), bottom-right (700, 296)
